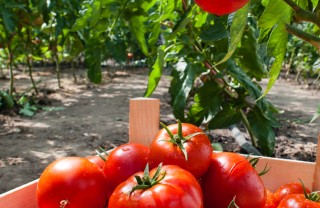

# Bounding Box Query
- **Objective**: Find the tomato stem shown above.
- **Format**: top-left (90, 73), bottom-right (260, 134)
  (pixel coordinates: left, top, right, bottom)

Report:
top-left (299, 178), bottom-right (320, 202)
top-left (159, 120), bottom-right (204, 161)
top-left (129, 163), bottom-right (166, 195)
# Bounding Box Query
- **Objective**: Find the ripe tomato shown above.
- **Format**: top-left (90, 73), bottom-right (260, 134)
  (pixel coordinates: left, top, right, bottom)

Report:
top-left (108, 164), bottom-right (203, 208)
top-left (274, 182), bottom-right (311, 205)
top-left (149, 121), bottom-right (212, 179)
top-left (103, 143), bottom-right (149, 197)
top-left (277, 194), bottom-right (320, 208)
top-left (86, 154), bottom-right (107, 169)
top-left (36, 157), bottom-right (110, 208)
top-left (201, 152), bottom-right (266, 208)
top-left (264, 189), bottom-right (278, 208)
top-left (194, 0), bottom-right (249, 16)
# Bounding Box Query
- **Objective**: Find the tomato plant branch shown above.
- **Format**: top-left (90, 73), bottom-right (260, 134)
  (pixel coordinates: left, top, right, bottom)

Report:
top-left (285, 24), bottom-right (320, 52)
top-left (240, 109), bottom-right (258, 147)
top-left (282, 0), bottom-right (320, 28)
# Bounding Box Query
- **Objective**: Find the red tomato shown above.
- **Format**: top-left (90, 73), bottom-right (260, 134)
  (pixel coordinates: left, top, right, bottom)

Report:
top-left (274, 182), bottom-right (311, 205)
top-left (149, 122), bottom-right (212, 179)
top-left (264, 189), bottom-right (277, 208)
top-left (103, 143), bottom-right (149, 197)
top-left (201, 152), bottom-right (266, 208)
top-left (36, 157), bottom-right (110, 208)
top-left (277, 194), bottom-right (320, 208)
top-left (87, 154), bottom-right (107, 169)
top-left (194, 0), bottom-right (249, 16)
top-left (108, 164), bottom-right (203, 208)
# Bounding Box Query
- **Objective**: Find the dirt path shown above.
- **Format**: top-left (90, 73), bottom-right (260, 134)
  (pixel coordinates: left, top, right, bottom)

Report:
top-left (0, 68), bottom-right (319, 194)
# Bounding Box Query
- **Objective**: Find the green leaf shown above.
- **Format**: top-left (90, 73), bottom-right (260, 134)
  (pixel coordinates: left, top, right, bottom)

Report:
top-left (208, 104), bottom-right (242, 129)
top-left (310, 105), bottom-right (320, 123)
top-left (215, 4), bottom-right (249, 66)
top-left (167, 16), bottom-right (191, 40)
top-left (187, 81), bottom-right (223, 125)
top-left (247, 106), bottom-right (276, 156)
top-left (212, 143), bottom-right (223, 152)
top-left (85, 44), bottom-right (102, 84)
top-left (0, 7), bottom-right (16, 33)
top-left (258, 0), bottom-right (293, 97)
top-left (144, 47), bottom-right (165, 97)
top-left (236, 26), bottom-right (267, 79)
top-left (19, 103), bottom-right (37, 117)
top-left (129, 15), bottom-right (149, 55)
top-left (0, 91), bottom-right (14, 108)
top-left (169, 60), bottom-right (206, 120)
top-left (200, 17), bottom-right (228, 42)
top-left (262, 24), bottom-right (289, 97)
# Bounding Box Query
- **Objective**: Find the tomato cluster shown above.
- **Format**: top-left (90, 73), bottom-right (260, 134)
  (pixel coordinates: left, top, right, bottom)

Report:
top-left (265, 182), bottom-right (320, 208)
top-left (36, 121), bottom-right (320, 208)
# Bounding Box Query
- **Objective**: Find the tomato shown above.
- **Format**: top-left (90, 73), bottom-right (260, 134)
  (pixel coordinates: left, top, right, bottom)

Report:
top-left (264, 189), bottom-right (277, 208)
top-left (149, 121), bottom-right (212, 179)
top-left (36, 157), bottom-right (110, 208)
top-left (274, 182), bottom-right (311, 205)
top-left (201, 152), bottom-right (266, 208)
top-left (108, 164), bottom-right (203, 208)
top-left (277, 194), bottom-right (320, 208)
top-left (103, 143), bottom-right (149, 197)
top-left (194, 0), bottom-right (249, 16)
top-left (87, 154), bottom-right (107, 169)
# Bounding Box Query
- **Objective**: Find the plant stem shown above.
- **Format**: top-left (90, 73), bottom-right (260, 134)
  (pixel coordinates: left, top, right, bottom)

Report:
top-left (7, 43), bottom-right (14, 97)
top-left (240, 109), bottom-right (258, 147)
top-left (26, 28), bottom-right (38, 94)
top-left (27, 54), bottom-right (38, 94)
top-left (285, 24), bottom-right (320, 52)
top-left (282, 0), bottom-right (320, 28)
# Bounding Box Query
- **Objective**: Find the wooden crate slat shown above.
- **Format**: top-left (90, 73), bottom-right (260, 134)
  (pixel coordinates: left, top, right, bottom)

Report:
top-left (0, 179), bottom-right (38, 208)
top-left (256, 157), bottom-right (315, 192)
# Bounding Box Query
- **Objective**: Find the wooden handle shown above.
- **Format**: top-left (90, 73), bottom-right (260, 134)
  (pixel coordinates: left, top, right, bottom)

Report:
top-left (313, 133), bottom-right (320, 191)
top-left (129, 97), bottom-right (160, 146)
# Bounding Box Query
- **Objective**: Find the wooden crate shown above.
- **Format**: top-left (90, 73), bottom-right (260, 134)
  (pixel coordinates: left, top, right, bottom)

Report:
top-left (0, 98), bottom-right (319, 208)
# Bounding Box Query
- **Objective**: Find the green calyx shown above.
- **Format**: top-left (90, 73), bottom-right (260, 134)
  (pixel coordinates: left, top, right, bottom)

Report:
top-left (160, 120), bottom-right (204, 161)
top-left (129, 163), bottom-right (166, 195)
top-left (299, 178), bottom-right (320, 202)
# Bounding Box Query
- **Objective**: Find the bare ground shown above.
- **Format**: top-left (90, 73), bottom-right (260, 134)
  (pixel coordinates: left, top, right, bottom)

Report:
top-left (0, 67), bottom-right (319, 194)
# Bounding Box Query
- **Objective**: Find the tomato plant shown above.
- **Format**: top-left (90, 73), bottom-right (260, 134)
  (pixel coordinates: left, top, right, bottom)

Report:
top-left (149, 121), bottom-right (212, 179)
top-left (103, 143), bottom-right (149, 197)
top-left (36, 157), bottom-right (110, 208)
top-left (108, 164), bottom-right (203, 208)
top-left (201, 152), bottom-right (266, 208)
top-left (274, 182), bottom-right (311, 205)
top-left (194, 0), bottom-right (249, 16)
top-left (277, 194), bottom-right (320, 208)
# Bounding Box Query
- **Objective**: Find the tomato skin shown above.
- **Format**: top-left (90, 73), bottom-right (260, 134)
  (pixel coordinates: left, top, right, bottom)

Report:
top-left (274, 182), bottom-right (311, 205)
top-left (277, 194), bottom-right (320, 208)
top-left (194, 0), bottom-right (249, 16)
top-left (201, 152), bottom-right (266, 208)
top-left (108, 165), bottom-right (203, 208)
top-left (36, 157), bottom-right (110, 208)
top-left (87, 155), bottom-right (107, 169)
top-left (149, 123), bottom-right (212, 179)
top-left (264, 189), bottom-right (278, 208)
top-left (103, 143), bottom-right (149, 197)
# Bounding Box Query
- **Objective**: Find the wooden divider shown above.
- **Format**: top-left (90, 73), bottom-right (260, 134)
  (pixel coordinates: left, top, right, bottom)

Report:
top-left (129, 97), bottom-right (160, 146)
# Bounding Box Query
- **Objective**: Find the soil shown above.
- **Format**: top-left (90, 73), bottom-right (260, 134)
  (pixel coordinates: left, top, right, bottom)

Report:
top-left (0, 67), bottom-right (319, 194)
